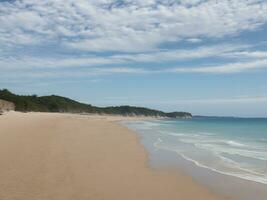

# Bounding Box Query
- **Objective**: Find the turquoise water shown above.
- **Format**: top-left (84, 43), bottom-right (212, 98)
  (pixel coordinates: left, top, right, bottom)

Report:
top-left (124, 117), bottom-right (267, 185)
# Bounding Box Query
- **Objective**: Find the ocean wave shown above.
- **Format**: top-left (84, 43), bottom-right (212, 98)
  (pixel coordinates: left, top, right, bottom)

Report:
top-left (157, 134), bottom-right (267, 161)
top-left (196, 143), bottom-right (267, 161)
top-left (152, 137), bottom-right (267, 184)
top-left (161, 131), bottom-right (186, 136)
top-left (179, 153), bottom-right (267, 185)
top-left (162, 131), bottom-right (214, 138)
top-left (143, 121), bottom-right (162, 127)
top-left (125, 118), bottom-right (267, 185)
top-left (198, 132), bottom-right (215, 136)
top-left (131, 121), bottom-right (163, 130)
top-left (259, 138), bottom-right (267, 143)
top-left (177, 136), bottom-right (249, 148)
top-left (218, 155), bottom-right (266, 176)
top-left (224, 140), bottom-right (247, 147)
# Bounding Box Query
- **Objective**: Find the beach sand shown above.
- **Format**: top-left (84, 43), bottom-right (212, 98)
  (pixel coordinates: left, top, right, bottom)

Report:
top-left (0, 112), bottom-right (232, 200)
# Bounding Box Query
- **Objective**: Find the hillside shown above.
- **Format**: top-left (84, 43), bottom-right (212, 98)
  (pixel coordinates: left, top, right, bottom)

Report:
top-left (0, 99), bottom-right (15, 114)
top-left (0, 89), bottom-right (192, 118)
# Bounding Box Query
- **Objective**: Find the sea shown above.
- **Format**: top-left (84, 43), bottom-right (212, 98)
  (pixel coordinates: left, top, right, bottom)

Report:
top-left (123, 117), bottom-right (267, 199)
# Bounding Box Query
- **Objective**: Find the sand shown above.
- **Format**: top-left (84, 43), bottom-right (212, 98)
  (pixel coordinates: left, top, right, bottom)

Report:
top-left (0, 112), bottom-right (233, 200)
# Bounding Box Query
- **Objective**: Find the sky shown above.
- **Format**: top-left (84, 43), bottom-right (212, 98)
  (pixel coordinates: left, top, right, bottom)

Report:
top-left (1, 0), bottom-right (267, 117)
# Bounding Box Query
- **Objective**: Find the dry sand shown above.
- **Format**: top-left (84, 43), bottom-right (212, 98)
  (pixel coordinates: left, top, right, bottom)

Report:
top-left (0, 112), bottom-right (233, 200)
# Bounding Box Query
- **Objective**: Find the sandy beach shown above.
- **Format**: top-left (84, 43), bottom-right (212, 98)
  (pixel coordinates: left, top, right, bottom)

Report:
top-left (0, 112), bottom-right (232, 200)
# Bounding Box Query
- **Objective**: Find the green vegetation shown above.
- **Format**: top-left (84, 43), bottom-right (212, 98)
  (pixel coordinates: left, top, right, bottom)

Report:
top-left (0, 89), bottom-right (192, 118)
top-left (165, 112), bottom-right (192, 118)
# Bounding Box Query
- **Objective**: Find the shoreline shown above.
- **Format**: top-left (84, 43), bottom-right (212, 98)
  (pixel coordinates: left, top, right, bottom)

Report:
top-left (0, 112), bottom-right (232, 200)
top-left (123, 119), bottom-right (267, 200)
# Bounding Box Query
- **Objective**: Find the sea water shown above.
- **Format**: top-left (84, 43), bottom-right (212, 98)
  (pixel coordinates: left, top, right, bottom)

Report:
top-left (124, 117), bottom-right (267, 185)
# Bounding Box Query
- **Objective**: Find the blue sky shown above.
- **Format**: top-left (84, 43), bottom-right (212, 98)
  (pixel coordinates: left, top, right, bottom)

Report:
top-left (1, 0), bottom-right (267, 117)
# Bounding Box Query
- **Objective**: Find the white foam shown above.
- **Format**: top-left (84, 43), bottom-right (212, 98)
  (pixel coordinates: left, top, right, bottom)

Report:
top-left (124, 119), bottom-right (267, 185)
top-left (225, 140), bottom-right (247, 147)
top-left (196, 143), bottom-right (267, 161)
top-left (164, 132), bottom-right (186, 137)
top-left (153, 139), bottom-right (267, 185)
top-left (179, 153), bottom-right (267, 185)
top-left (198, 131), bottom-right (215, 136)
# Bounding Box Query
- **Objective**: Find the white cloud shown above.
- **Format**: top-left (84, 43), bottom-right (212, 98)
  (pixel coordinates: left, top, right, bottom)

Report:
top-left (112, 43), bottom-right (250, 63)
top-left (186, 38), bottom-right (202, 43)
top-left (224, 51), bottom-right (267, 59)
top-left (0, 67), bottom-right (147, 80)
top-left (169, 59), bottom-right (267, 73)
top-left (0, 43), bottom-right (251, 70)
top-left (1, 59), bottom-right (267, 82)
top-left (0, 0), bottom-right (267, 52)
top-left (0, 56), bottom-right (119, 70)
top-left (1, 0), bottom-right (267, 81)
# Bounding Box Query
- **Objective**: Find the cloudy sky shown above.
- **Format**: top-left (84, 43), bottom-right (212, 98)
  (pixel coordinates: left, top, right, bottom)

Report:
top-left (1, 0), bottom-right (267, 117)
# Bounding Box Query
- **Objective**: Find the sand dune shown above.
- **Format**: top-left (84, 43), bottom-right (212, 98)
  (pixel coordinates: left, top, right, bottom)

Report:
top-left (0, 112), bottom-right (232, 200)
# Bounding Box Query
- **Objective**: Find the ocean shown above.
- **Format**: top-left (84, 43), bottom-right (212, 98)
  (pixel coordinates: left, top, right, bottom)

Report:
top-left (123, 117), bottom-right (267, 186)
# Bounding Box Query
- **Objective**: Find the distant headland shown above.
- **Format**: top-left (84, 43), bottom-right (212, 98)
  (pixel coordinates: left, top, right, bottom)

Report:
top-left (0, 89), bottom-right (192, 118)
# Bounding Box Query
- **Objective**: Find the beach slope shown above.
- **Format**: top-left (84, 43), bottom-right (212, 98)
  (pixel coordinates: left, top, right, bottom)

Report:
top-left (0, 112), bottom-right (231, 200)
